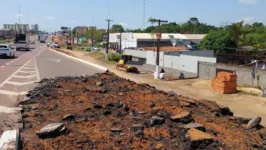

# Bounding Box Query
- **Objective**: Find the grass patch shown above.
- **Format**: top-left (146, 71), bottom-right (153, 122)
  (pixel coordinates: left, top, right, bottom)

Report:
top-left (0, 40), bottom-right (7, 44)
top-left (89, 51), bottom-right (118, 64)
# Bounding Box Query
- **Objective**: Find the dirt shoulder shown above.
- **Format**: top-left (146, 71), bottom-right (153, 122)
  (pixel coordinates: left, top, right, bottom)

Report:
top-left (51, 49), bottom-right (266, 126)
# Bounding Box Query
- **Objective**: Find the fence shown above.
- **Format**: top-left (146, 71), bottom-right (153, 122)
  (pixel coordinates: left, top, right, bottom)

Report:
top-left (217, 63), bottom-right (266, 88)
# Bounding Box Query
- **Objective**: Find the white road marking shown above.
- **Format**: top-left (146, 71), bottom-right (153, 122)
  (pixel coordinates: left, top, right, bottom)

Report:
top-left (0, 90), bottom-right (27, 96)
top-left (0, 106), bottom-right (21, 113)
top-left (5, 81), bottom-right (36, 86)
top-left (0, 58), bottom-right (34, 88)
top-left (17, 70), bottom-right (36, 73)
top-left (0, 57), bottom-right (40, 95)
top-left (22, 66), bottom-right (35, 69)
top-left (13, 75), bottom-right (36, 78)
top-left (49, 48), bottom-right (108, 71)
top-left (34, 57), bottom-right (41, 82)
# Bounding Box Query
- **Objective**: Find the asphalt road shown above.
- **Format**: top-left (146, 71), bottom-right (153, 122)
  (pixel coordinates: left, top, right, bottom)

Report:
top-left (0, 42), bottom-right (103, 132)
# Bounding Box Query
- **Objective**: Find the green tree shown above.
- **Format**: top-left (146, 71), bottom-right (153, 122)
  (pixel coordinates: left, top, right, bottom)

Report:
top-left (199, 29), bottom-right (237, 54)
top-left (110, 24), bottom-right (124, 33)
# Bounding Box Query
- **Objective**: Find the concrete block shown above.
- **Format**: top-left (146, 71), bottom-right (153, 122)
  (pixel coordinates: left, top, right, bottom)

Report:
top-left (0, 130), bottom-right (19, 150)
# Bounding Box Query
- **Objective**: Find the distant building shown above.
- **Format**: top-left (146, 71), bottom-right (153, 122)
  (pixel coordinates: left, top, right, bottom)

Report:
top-left (31, 24), bottom-right (39, 32)
top-left (74, 26), bottom-right (88, 35)
top-left (88, 26), bottom-right (97, 30)
top-left (109, 32), bottom-right (206, 51)
top-left (0, 29), bottom-right (14, 38)
top-left (3, 24), bottom-right (30, 33)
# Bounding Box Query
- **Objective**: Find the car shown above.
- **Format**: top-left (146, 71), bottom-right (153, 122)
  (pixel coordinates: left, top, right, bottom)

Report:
top-left (48, 42), bottom-right (61, 48)
top-left (53, 42), bottom-right (61, 48)
top-left (0, 44), bottom-right (16, 58)
top-left (47, 42), bottom-right (50, 47)
top-left (92, 47), bottom-right (100, 51)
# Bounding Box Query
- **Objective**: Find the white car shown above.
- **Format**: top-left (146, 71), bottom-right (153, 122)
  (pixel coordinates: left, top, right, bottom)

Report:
top-left (92, 47), bottom-right (100, 51)
top-left (0, 44), bottom-right (16, 58)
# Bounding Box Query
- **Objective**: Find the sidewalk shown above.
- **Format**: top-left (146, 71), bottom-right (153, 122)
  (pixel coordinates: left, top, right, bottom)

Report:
top-left (54, 49), bottom-right (266, 126)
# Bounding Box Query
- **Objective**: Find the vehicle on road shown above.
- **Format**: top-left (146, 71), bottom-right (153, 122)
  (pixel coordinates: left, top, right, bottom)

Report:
top-left (39, 35), bottom-right (46, 43)
top-left (15, 34), bottom-right (30, 51)
top-left (0, 44), bottom-right (16, 58)
top-left (92, 47), bottom-right (100, 51)
top-left (49, 42), bottom-right (61, 48)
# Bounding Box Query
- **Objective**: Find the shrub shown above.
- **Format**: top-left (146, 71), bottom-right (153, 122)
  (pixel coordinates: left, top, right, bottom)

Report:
top-left (108, 53), bottom-right (122, 62)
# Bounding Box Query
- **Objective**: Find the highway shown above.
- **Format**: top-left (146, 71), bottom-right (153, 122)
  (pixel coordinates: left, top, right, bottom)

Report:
top-left (0, 42), bottom-right (103, 132)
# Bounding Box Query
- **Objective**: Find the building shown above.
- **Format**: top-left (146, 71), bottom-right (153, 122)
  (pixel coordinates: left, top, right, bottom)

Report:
top-left (3, 24), bottom-right (30, 33)
top-left (31, 24), bottom-right (39, 32)
top-left (109, 32), bottom-right (206, 51)
top-left (124, 47), bottom-right (216, 75)
top-left (0, 29), bottom-right (14, 38)
top-left (74, 26), bottom-right (89, 35)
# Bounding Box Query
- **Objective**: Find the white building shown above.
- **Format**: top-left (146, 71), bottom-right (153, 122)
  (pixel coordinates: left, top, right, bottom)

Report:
top-left (31, 24), bottom-right (39, 32)
top-left (3, 24), bottom-right (29, 33)
top-left (109, 32), bottom-right (206, 51)
top-left (124, 47), bottom-right (216, 74)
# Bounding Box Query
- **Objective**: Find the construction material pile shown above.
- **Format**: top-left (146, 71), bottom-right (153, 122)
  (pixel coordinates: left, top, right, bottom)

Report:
top-left (20, 73), bottom-right (266, 150)
top-left (211, 72), bottom-right (237, 94)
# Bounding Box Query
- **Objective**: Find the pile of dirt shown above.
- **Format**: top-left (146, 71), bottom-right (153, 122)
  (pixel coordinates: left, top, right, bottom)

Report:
top-left (20, 73), bottom-right (266, 150)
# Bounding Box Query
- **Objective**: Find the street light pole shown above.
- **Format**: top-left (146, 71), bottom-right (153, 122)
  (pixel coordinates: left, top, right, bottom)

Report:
top-left (105, 19), bottom-right (113, 62)
top-left (18, 3), bottom-right (21, 34)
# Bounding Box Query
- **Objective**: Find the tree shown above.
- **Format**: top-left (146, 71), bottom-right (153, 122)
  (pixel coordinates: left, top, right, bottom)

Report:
top-left (110, 24), bottom-right (124, 33)
top-left (189, 17), bottom-right (199, 25)
top-left (199, 29), bottom-right (237, 54)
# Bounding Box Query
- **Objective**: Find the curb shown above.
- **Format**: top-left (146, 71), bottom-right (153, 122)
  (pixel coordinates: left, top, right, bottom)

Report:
top-left (49, 48), bottom-right (108, 72)
top-left (0, 130), bottom-right (19, 150)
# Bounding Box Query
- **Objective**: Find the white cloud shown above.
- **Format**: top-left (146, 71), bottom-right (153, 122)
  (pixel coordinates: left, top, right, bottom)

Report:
top-left (239, 0), bottom-right (258, 4)
top-left (16, 14), bottom-right (23, 17)
top-left (44, 16), bottom-right (55, 20)
top-left (120, 23), bottom-right (128, 26)
top-left (237, 16), bottom-right (256, 24)
top-left (72, 20), bottom-right (76, 23)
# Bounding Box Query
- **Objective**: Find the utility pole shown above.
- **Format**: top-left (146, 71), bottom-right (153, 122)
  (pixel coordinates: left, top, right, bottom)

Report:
top-left (149, 18), bottom-right (168, 79)
top-left (143, 0), bottom-right (146, 29)
top-left (105, 19), bottom-right (113, 61)
top-left (18, 3), bottom-right (21, 34)
top-left (91, 27), bottom-right (94, 47)
top-left (119, 31), bottom-right (122, 53)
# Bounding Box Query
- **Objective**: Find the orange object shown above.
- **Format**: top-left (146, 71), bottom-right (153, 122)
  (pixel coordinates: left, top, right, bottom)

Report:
top-left (211, 72), bottom-right (237, 94)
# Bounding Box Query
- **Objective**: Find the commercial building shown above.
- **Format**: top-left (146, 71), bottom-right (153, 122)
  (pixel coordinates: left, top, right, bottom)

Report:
top-left (109, 33), bottom-right (206, 51)
top-left (3, 24), bottom-right (30, 33)
top-left (31, 24), bottom-right (39, 32)
top-left (124, 47), bottom-right (216, 75)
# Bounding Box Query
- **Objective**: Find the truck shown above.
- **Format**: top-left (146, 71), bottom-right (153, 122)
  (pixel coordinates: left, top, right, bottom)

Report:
top-left (15, 34), bottom-right (30, 51)
top-left (39, 35), bottom-right (46, 43)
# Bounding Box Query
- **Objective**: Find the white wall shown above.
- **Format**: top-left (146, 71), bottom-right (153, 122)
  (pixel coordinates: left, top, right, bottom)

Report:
top-left (124, 49), bottom-right (216, 74)
top-left (124, 49), bottom-right (147, 59)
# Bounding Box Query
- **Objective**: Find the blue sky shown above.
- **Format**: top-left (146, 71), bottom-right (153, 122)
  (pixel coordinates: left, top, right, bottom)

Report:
top-left (0, 0), bottom-right (265, 32)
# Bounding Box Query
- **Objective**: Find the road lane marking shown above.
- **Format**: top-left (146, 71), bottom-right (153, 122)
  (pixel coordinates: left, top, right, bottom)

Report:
top-left (0, 106), bottom-right (22, 113)
top-left (17, 70), bottom-right (36, 73)
top-left (0, 90), bottom-right (27, 96)
top-left (5, 81), bottom-right (36, 86)
top-left (49, 48), bottom-right (108, 71)
top-left (0, 58), bottom-right (34, 88)
top-left (23, 67), bottom-right (35, 69)
top-left (13, 75), bottom-right (36, 78)
top-left (34, 58), bottom-right (41, 82)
